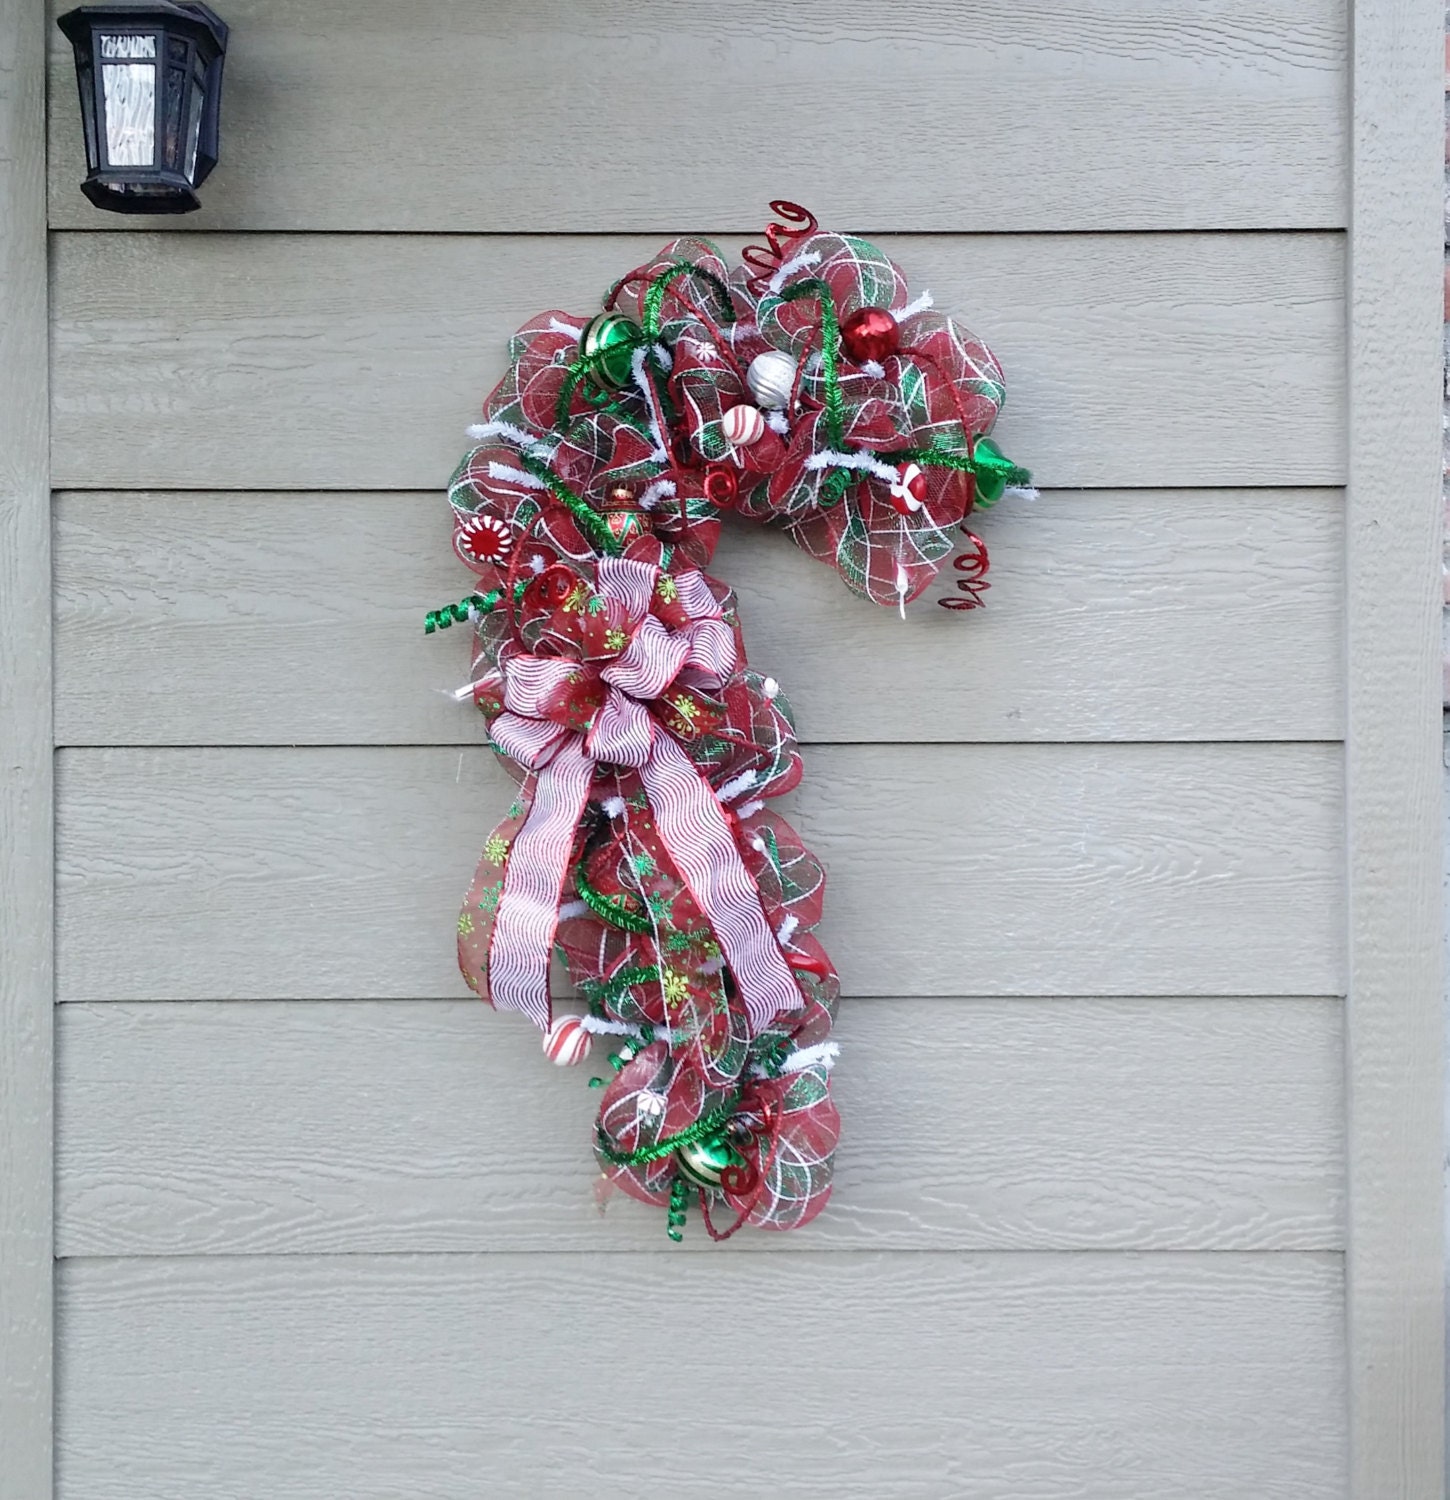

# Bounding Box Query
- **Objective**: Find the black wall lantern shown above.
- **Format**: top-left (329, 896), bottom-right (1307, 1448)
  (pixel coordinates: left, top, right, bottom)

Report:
top-left (57, 2), bottom-right (228, 214)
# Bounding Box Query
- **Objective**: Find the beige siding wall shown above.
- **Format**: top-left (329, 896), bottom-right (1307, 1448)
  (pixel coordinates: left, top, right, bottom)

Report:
top-left (46, 3), bottom-right (1353, 1495)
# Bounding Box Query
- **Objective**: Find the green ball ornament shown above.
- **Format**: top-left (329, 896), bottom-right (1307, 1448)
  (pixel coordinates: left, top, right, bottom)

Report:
top-left (580, 312), bottom-right (642, 391)
top-left (674, 1130), bottom-right (737, 1190)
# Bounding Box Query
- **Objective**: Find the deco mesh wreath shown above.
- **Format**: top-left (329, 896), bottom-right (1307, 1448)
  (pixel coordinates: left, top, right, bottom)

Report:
top-left (426, 204), bottom-right (1030, 1242)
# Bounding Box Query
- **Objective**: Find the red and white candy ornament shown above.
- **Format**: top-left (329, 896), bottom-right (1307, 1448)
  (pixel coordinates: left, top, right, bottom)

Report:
top-left (888, 462), bottom-right (929, 516)
top-left (457, 512), bottom-right (513, 565)
top-left (721, 403), bottom-right (766, 447)
top-left (543, 1014), bottom-right (593, 1066)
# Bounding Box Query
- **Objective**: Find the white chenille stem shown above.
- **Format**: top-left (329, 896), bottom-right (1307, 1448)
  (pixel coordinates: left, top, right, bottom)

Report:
top-left (804, 448), bottom-right (900, 485)
top-left (466, 420), bottom-right (556, 458)
top-left (764, 409), bottom-right (790, 435)
top-left (1002, 485), bottom-right (1039, 503)
top-left (556, 900), bottom-right (589, 920)
top-left (445, 679), bottom-right (488, 703)
top-left (630, 347), bottom-right (669, 464)
top-left (897, 289), bottom-right (934, 320)
top-left (761, 677), bottom-right (779, 699)
top-left (578, 1015), bottom-right (641, 1037)
top-left (775, 913), bottom-right (799, 948)
top-left (639, 478), bottom-right (676, 511)
top-left (716, 769), bottom-right (758, 803)
top-left (735, 798), bottom-right (764, 820)
top-left (486, 461), bottom-right (547, 489)
top-left (780, 1041), bottom-right (840, 1074)
top-left (767, 249), bottom-right (822, 294)
top-left (861, 359), bottom-right (886, 379)
top-left (548, 317), bottom-right (583, 339)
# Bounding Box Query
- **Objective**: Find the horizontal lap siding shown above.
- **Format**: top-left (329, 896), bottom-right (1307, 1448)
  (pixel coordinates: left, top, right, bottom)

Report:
top-left (46, 1), bottom-right (1353, 1488)
top-left (54, 489), bottom-right (1345, 745)
top-left (55, 997), bottom-right (1343, 1254)
top-left (54, 743), bottom-right (1344, 1002)
top-left (44, 0), bottom-right (1347, 233)
top-left (55, 1254), bottom-right (1346, 1500)
top-left (48, 232), bottom-right (1346, 491)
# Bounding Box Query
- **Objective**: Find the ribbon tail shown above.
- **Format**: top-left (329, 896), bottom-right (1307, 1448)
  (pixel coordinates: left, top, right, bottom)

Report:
top-left (642, 734), bottom-right (803, 1035)
top-left (486, 737), bottom-right (593, 1029)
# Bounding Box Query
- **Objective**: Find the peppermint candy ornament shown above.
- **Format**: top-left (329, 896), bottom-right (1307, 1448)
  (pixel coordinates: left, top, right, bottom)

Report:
top-left (457, 512), bottom-right (512, 565)
top-left (543, 1015), bottom-right (592, 1067)
top-left (888, 463), bottom-right (929, 516)
top-left (721, 404), bottom-right (766, 446)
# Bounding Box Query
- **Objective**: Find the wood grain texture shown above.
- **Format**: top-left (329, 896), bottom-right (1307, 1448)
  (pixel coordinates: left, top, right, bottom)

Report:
top-left (55, 996), bottom-right (1343, 1256)
top-left (54, 743), bottom-right (1344, 1003)
top-left (1344, 0), bottom-right (1446, 1491)
top-left (48, 231), bottom-right (1347, 492)
top-left (54, 1252), bottom-right (1346, 1500)
top-left (53, 488), bottom-right (1346, 747)
top-left (0, 2), bottom-right (52, 1497)
top-left (44, 0), bottom-right (1347, 234)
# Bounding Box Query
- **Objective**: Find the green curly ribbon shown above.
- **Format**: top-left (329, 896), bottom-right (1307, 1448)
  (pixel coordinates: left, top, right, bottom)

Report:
top-left (595, 1094), bottom-right (739, 1168)
top-left (422, 578), bottom-right (530, 635)
top-left (667, 1175), bottom-right (690, 1241)
top-left (574, 867), bottom-right (654, 933)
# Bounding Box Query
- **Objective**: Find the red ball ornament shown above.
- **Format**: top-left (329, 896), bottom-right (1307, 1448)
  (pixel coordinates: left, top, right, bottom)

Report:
top-left (840, 306), bottom-right (900, 365)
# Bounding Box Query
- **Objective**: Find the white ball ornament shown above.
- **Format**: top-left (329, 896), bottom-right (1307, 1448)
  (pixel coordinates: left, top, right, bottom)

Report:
top-left (543, 1015), bottom-right (592, 1067)
top-left (721, 403), bottom-right (766, 446)
top-left (745, 350), bottom-right (798, 410)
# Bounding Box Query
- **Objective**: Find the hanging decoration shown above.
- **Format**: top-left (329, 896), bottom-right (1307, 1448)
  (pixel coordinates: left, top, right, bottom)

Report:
top-left (425, 204), bottom-right (1031, 1241)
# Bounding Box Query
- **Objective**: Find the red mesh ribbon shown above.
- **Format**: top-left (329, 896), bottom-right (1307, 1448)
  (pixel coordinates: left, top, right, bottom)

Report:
top-left (443, 205), bottom-right (1027, 1234)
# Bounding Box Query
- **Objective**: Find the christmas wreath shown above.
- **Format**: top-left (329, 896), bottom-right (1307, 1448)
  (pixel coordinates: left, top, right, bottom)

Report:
top-left (426, 204), bottom-right (1030, 1241)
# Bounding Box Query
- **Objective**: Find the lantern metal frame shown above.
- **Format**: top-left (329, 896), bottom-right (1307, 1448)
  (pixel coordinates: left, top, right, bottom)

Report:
top-left (56, 1), bottom-right (228, 214)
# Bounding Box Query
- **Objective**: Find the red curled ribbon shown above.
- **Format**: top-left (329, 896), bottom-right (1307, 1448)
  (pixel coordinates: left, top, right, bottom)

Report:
top-left (741, 201), bottom-right (820, 295)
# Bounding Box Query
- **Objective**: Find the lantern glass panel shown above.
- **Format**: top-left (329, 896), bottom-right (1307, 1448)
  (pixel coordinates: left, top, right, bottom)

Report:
top-left (98, 33), bottom-right (156, 168)
top-left (183, 70), bottom-right (204, 179)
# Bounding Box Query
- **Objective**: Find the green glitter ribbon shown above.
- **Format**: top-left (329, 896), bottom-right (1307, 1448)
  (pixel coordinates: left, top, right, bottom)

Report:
top-left (582, 964), bottom-right (662, 1012)
top-left (886, 436), bottom-right (1031, 507)
top-left (641, 261), bottom-right (737, 343)
top-left (595, 1094), bottom-right (739, 1168)
top-left (513, 451), bottom-right (621, 555)
top-left (776, 278), bottom-right (852, 504)
top-left (574, 867), bottom-right (654, 934)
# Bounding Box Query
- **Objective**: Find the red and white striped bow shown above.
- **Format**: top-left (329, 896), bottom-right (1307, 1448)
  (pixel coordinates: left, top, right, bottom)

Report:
top-left (481, 555), bottom-right (803, 1035)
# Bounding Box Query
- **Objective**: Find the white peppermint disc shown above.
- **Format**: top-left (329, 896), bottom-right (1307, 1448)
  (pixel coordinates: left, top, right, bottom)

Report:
top-left (745, 350), bottom-right (797, 410)
top-left (543, 1015), bottom-right (592, 1066)
top-left (721, 403), bottom-right (766, 446)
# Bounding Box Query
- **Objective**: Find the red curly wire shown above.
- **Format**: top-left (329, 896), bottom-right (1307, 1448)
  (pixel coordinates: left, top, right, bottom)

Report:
top-left (741, 201), bottom-right (819, 296)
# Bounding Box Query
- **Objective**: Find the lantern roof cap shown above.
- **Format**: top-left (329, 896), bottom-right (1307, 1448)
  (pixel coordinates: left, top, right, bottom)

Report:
top-left (57, 2), bottom-right (227, 55)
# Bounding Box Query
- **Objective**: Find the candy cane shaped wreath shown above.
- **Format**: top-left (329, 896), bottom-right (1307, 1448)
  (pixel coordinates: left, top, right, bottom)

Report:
top-left (424, 206), bottom-right (1031, 1242)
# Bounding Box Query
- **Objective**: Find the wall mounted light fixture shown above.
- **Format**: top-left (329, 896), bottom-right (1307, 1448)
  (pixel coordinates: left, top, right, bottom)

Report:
top-left (57, 2), bottom-right (228, 214)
